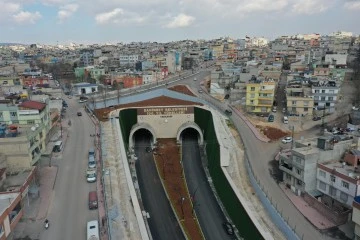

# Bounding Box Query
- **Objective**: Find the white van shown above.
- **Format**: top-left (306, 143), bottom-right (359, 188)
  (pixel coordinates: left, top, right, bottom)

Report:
top-left (87, 220), bottom-right (99, 240)
top-left (283, 116), bottom-right (289, 124)
top-left (53, 141), bottom-right (63, 152)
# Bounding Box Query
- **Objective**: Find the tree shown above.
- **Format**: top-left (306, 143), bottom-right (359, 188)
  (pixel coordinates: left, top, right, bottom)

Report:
top-left (113, 81), bottom-right (122, 104)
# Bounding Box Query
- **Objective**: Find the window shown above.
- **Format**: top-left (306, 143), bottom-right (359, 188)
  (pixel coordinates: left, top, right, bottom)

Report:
top-left (292, 101), bottom-right (296, 105)
top-left (321, 90), bottom-right (326, 93)
top-left (330, 175), bottom-right (336, 182)
top-left (292, 107), bottom-right (296, 112)
top-left (10, 111), bottom-right (17, 117)
top-left (250, 94), bottom-right (255, 98)
top-left (319, 170), bottom-right (326, 178)
top-left (321, 97), bottom-right (326, 101)
top-left (296, 168), bottom-right (301, 175)
top-left (315, 90), bottom-right (319, 93)
top-left (328, 97), bottom-right (333, 101)
top-left (329, 186), bottom-right (337, 196)
top-left (296, 179), bottom-right (302, 186)
top-left (251, 106), bottom-right (255, 110)
top-left (329, 90), bottom-right (334, 94)
top-left (303, 101), bottom-right (309, 106)
top-left (250, 100), bottom-right (254, 104)
top-left (304, 108), bottom-right (308, 112)
top-left (0, 112), bottom-right (3, 118)
top-left (340, 192), bottom-right (348, 202)
top-left (250, 87), bottom-right (255, 91)
top-left (342, 181), bottom-right (349, 189)
top-left (319, 181), bottom-right (326, 191)
top-left (27, 120), bottom-right (35, 124)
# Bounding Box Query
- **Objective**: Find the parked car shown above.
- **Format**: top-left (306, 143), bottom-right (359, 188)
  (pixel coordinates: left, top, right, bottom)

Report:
top-left (222, 222), bottom-right (234, 235)
top-left (224, 109), bottom-right (232, 115)
top-left (312, 116), bottom-right (321, 121)
top-left (282, 108), bottom-right (286, 113)
top-left (77, 112), bottom-right (82, 116)
top-left (268, 115), bottom-right (274, 122)
top-left (78, 99), bottom-right (87, 103)
top-left (198, 89), bottom-right (203, 93)
top-left (282, 136), bottom-right (293, 144)
top-left (272, 106), bottom-right (277, 113)
top-left (86, 169), bottom-right (97, 183)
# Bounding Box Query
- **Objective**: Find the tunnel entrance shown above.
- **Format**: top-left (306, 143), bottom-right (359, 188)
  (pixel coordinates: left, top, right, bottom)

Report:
top-left (176, 123), bottom-right (203, 145)
top-left (129, 123), bottom-right (157, 151)
top-left (179, 128), bottom-right (200, 144)
top-left (131, 128), bottom-right (154, 153)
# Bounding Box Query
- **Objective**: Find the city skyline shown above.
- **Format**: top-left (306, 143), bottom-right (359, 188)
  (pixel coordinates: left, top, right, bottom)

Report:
top-left (0, 0), bottom-right (360, 44)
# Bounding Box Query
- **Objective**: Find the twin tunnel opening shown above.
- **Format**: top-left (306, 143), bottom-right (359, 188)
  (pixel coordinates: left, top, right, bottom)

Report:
top-left (129, 123), bottom-right (204, 151)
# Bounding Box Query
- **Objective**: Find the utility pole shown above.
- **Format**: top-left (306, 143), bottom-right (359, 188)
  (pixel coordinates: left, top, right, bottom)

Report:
top-left (291, 125), bottom-right (295, 150)
top-left (321, 106), bottom-right (326, 135)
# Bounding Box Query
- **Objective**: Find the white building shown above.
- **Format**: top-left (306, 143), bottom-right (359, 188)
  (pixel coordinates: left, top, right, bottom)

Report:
top-left (73, 83), bottom-right (98, 95)
top-left (325, 54), bottom-right (348, 66)
top-left (317, 161), bottom-right (360, 207)
top-left (142, 74), bottom-right (154, 85)
top-left (311, 82), bottom-right (339, 113)
top-left (119, 54), bottom-right (139, 66)
top-left (353, 196), bottom-right (360, 240)
top-left (330, 31), bottom-right (353, 38)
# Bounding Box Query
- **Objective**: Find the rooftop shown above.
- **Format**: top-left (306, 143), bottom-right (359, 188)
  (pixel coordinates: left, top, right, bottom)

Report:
top-left (18, 100), bottom-right (46, 111)
top-left (320, 160), bottom-right (360, 181)
top-left (0, 169), bottom-right (34, 192)
top-left (0, 192), bottom-right (19, 215)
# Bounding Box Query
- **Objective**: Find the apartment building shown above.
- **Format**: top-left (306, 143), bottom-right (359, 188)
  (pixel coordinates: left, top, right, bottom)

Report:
top-left (119, 54), bottom-right (139, 66)
top-left (317, 160), bottom-right (360, 207)
top-left (311, 81), bottom-right (339, 113)
top-left (79, 51), bottom-right (94, 67)
top-left (166, 51), bottom-right (182, 74)
top-left (279, 136), bottom-right (357, 195)
top-left (0, 100), bottom-right (50, 170)
top-left (286, 84), bottom-right (314, 117)
top-left (245, 79), bottom-right (275, 114)
top-left (353, 196), bottom-right (360, 240)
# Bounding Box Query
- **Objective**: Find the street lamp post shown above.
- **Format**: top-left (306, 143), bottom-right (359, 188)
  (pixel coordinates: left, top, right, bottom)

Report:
top-left (180, 196), bottom-right (185, 220)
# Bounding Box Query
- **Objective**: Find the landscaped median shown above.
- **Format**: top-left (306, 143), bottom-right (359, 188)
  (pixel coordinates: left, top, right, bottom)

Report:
top-left (153, 138), bottom-right (204, 240)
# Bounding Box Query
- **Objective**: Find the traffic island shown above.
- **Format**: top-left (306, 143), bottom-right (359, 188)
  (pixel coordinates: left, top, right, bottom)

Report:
top-left (154, 138), bottom-right (204, 240)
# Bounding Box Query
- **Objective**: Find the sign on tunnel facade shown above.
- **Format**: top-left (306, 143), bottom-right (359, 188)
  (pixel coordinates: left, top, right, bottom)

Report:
top-left (137, 106), bottom-right (195, 138)
top-left (137, 107), bottom-right (194, 116)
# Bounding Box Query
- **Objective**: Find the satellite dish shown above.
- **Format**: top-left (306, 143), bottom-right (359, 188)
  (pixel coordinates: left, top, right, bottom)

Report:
top-left (31, 126), bottom-right (36, 131)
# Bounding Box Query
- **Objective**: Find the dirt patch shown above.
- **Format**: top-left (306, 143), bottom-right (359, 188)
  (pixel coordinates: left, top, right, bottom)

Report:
top-left (168, 85), bottom-right (196, 97)
top-left (256, 125), bottom-right (289, 140)
top-left (154, 139), bottom-right (204, 240)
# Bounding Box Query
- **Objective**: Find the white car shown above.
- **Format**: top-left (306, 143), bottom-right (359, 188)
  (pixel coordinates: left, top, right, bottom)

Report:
top-left (79, 99), bottom-right (87, 103)
top-left (272, 106), bottom-right (277, 113)
top-left (281, 137), bottom-right (293, 144)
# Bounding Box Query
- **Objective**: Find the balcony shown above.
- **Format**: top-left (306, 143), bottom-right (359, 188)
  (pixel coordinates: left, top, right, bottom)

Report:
top-left (258, 100), bottom-right (273, 106)
top-left (279, 162), bottom-right (293, 175)
top-left (259, 89), bottom-right (274, 93)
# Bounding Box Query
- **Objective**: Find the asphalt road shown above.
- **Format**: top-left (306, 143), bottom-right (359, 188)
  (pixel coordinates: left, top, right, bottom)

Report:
top-left (39, 97), bottom-right (98, 240)
top-left (134, 131), bottom-right (184, 240)
top-left (181, 131), bottom-right (234, 240)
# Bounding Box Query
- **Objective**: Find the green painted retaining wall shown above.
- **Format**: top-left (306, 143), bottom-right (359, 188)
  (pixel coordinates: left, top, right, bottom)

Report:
top-left (194, 107), bottom-right (263, 240)
top-left (119, 109), bottom-right (138, 150)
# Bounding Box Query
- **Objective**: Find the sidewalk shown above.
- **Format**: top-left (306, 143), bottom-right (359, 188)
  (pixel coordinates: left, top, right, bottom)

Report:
top-left (13, 128), bottom-right (66, 239)
top-left (279, 183), bottom-right (335, 230)
top-left (87, 109), bottom-right (109, 240)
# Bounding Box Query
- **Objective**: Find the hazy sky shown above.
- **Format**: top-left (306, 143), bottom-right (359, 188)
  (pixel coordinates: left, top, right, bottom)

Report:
top-left (1, 0), bottom-right (360, 44)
